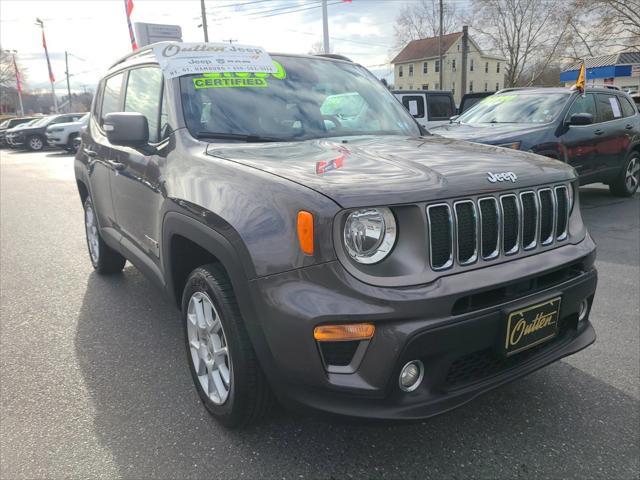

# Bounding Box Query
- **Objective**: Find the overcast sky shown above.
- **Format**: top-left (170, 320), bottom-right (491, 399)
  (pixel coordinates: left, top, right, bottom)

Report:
top-left (0, 0), bottom-right (438, 93)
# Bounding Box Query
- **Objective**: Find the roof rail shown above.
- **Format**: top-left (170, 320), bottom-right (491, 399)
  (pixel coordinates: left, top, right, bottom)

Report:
top-left (314, 53), bottom-right (353, 62)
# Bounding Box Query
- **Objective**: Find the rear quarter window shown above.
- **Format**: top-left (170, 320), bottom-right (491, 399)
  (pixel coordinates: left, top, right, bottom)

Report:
top-left (619, 96), bottom-right (637, 117)
top-left (427, 94), bottom-right (454, 120)
top-left (400, 95), bottom-right (425, 119)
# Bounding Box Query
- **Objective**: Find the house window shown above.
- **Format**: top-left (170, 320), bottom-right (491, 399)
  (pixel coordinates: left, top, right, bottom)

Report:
top-left (409, 84), bottom-right (413, 89)
top-left (485, 62), bottom-right (489, 73)
top-left (496, 82), bottom-right (500, 91)
top-left (452, 81), bottom-right (455, 96)
top-left (469, 81), bottom-right (474, 92)
top-left (484, 82), bottom-right (488, 92)
top-left (470, 59), bottom-right (474, 71)
top-left (435, 60), bottom-right (440, 73)
top-left (497, 63), bottom-right (500, 73)
top-left (423, 62), bottom-right (428, 74)
top-left (399, 65), bottom-right (403, 77)
top-left (452, 59), bottom-right (456, 71)
top-left (409, 64), bottom-right (414, 77)
top-left (422, 84), bottom-right (428, 90)
top-left (435, 82), bottom-right (440, 90)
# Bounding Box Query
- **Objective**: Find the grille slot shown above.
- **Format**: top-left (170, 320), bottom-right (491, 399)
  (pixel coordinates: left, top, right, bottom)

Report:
top-left (479, 198), bottom-right (499, 260)
top-left (538, 189), bottom-right (555, 245)
top-left (500, 195), bottom-right (519, 255)
top-left (555, 186), bottom-right (569, 240)
top-left (427, 204), bottom-right (453, 270)
top-left (454, 201), bottom-right (477, 265)
top-left (520, 191), bottom-right (538, 250)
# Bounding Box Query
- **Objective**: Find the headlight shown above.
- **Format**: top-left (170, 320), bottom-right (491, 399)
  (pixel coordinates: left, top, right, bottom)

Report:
top-left (343, 207), bottom-right (397, 264)
top-left (497, 141), bottom-right (521, 150)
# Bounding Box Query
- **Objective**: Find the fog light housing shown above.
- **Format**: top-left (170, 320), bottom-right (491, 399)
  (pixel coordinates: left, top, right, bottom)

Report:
top-left (578, 299), bottom-right (589, 322)
top-left (399, 360), bottom-right (424, 392)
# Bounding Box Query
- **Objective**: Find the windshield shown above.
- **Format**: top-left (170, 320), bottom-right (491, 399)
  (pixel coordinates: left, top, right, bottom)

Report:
top-left (457, 93), bottom-right (570, 124)
top-left (179, 55), bottom-right (420, 141)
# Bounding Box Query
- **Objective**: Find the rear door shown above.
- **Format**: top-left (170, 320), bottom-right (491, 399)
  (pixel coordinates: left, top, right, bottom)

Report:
top-left (397, 94), bottom-right (427, 127)
top-left (593, 93), bottom-right (630, 175)
top-left (110, 65), bottom-right (166, 268)
top-left (425, 93), bottom-right (455, 128)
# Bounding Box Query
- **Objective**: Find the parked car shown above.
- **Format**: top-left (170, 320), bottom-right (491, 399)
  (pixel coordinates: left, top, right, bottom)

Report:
top-left (7, 113), bottom-right (85, 151)
top-left (4, 118), bottom-right (42, 148)
top-left (46, 113), bottom-right (89, 153)
top-left (77, 43), bottom-right (597, 427)
top-left (458, 91), bottom-right (495, 114)
top-left (0, 116), bottom-right (38, 147)
top-left (393, 90), bottom-right (456, 129)
top-left (431, 87), bottom-right (640, 197)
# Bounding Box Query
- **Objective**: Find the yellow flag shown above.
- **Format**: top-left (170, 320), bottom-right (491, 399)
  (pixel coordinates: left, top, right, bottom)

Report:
top-left (574, 62), bottom-right (586, 92)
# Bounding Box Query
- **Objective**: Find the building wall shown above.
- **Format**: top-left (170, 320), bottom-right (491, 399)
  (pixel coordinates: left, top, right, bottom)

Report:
top-left (393, 37), bottom-right (505, 104)
top-left (562, 74), bottom-right (639, 92)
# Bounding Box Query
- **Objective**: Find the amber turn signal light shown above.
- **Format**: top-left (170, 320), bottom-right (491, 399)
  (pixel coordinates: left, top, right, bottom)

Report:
top-left (297, 210), bottom-right (314, 255)
top-left (313, 323), bottom-right (375, 342)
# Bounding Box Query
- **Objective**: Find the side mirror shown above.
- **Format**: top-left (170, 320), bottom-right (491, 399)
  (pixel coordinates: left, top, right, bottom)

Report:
top-left (103, 112), bottom-right (148, 146)
top-left (567, 113), bottom-right (593, 126)
top-left (450, 115), bottom-right (460, 123)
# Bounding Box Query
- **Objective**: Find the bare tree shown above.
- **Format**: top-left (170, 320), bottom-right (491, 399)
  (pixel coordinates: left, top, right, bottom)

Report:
top-left (468, 0), bottom-right (571, 87)
top-left (393, 0), bottom-right (460, 48)
top-left (0, 49), bottom-right (16, 89)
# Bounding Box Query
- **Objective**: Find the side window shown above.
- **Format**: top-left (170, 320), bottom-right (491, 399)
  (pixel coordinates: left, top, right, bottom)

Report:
top-left (400, 95), bottom-right (425, 119)
top-left (595, 94), bottom-right (623, 123)
top-left (566, 94), bottom-right (596, 121)
top-left (619, 96), bottom-right (637, 117)
top-left (427, 94), bottom-right (454, 120)
top-left (101, 73), bottom-right (124, 124)
top-left (124, 67), bottom-right (163, 143)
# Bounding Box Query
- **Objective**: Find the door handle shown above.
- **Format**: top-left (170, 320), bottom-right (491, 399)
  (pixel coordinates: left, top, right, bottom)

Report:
top-left (593, 129), bottom-right (604, 136)
top-left (83, 148), bottom-right (97, 157)
top-left (625, 124), bottom-right (633, 130)
top-left (107, 160), bottom-right (126, 171)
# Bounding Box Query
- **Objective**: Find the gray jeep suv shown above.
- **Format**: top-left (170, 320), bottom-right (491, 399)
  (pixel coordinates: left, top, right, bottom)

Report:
top-left (75, 42), bottom-right (597, 427)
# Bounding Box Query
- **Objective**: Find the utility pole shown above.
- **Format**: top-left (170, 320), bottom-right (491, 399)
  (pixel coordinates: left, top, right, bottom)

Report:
top-left (460, 25), bottom-right (469, 98)
top-left (35, 18), bottom-right (58, 113)
top-left (200, 0), bottom-right (209, 42)
top-left (65, 51), bottom-right (72, 113)
top-left (438, 0), bottom-right (443, 90)
top-left (321, 0), bottom-right (330, 54)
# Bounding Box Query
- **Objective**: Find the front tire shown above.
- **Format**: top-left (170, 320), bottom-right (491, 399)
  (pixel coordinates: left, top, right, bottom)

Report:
top-left (83, 197), bottom-right (126, 273)
top-left (27, 135), bottom-right (45, 151)
top-left (182, 264), bottom-right (272, 428)
top-left (610, 151), bottom-right (640, 197)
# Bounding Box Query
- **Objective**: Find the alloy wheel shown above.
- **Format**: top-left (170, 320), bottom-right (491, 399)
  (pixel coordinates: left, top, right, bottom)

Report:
top-left (625, 157), bottom-right (639, 193)
top-left (187, 291), bottom-right (232, 405)
top-left (84, 202), bottom-right (100, 264)
top-left (29, 137), bottom-right (43, 150)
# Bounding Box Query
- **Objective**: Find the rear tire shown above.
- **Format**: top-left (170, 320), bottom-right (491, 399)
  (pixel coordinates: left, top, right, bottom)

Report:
top-left (610, 151), bottom-right (640, 197)
top-left (83, 197), bottom-right (126, 273)
top-left (182, 264), bottom-right (273, 428)
top-left (27, 135), bottom-right (45, 151)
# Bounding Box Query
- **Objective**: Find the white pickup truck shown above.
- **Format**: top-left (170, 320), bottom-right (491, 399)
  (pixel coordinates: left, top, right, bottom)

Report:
top-left (46, 113), bottom-right (89, 152)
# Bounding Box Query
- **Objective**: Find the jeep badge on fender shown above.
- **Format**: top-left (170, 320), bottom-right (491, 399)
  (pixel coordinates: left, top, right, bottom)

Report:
top-left (75, 41), bottom-right (597, 428)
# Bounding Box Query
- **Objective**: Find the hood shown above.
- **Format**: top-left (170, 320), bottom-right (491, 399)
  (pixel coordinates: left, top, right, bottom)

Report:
top-left (205, 135), bottom-right (575, 208)
top-left (46, 119), bottom-right (85, 131)
top-left (430, 122), bottom-right (548, 143)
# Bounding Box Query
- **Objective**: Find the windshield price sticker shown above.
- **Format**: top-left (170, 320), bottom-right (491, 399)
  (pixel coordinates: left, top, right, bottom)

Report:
top-left (153, 43), bottom-right (278, 79)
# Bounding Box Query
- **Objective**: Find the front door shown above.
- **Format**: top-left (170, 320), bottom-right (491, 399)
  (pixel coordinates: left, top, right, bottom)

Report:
top-left (560, 93), bottom-right (602, 178)
top-left (109, 66), bottom-right (166, 266)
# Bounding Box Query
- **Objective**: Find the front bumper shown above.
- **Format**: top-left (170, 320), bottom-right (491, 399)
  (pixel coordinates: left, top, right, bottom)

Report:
top-left (46, 133), bottom-right (64, 146)
top-left (246, 234), bottom-right (598, 420)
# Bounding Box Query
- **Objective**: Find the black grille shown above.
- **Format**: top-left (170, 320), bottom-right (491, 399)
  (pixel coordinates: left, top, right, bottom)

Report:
top-left (479, 198), bottom-right (499, 259)
top-left (501, 195), bottom-right (518, 253)
top-left (319, 341), bottom-right (359, 366)
top-left (521, 192), bottom-right (537, 248)
top-left (555, 186), bottom-right (568, 240)
top-left (428, 205), bottom-right (452, 269)
top-left (455, 202), bottom-right (476, 264)
top-left (539, 189), bottom-right (554, 244)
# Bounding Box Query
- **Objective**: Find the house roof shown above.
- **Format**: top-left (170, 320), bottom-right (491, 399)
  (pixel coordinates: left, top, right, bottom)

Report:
top-left (564, 51), bottom-right (640, 72)
top-left (391, 32), bottom-right (463, 64)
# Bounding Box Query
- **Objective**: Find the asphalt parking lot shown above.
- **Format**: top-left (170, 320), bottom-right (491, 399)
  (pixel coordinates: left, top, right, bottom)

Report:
top-left (1, 148), bottom-right (638, 479)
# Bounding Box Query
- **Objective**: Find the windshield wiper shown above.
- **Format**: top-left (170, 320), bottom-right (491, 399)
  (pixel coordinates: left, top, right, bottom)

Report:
top-left (196, 132), bottom-right (285, 142)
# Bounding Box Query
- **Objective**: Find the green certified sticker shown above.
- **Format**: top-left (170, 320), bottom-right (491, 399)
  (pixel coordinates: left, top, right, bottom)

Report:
top-left (193, 76), bottom-right (268, 89)
top-left (193, 61), bottom-right (286, 89)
